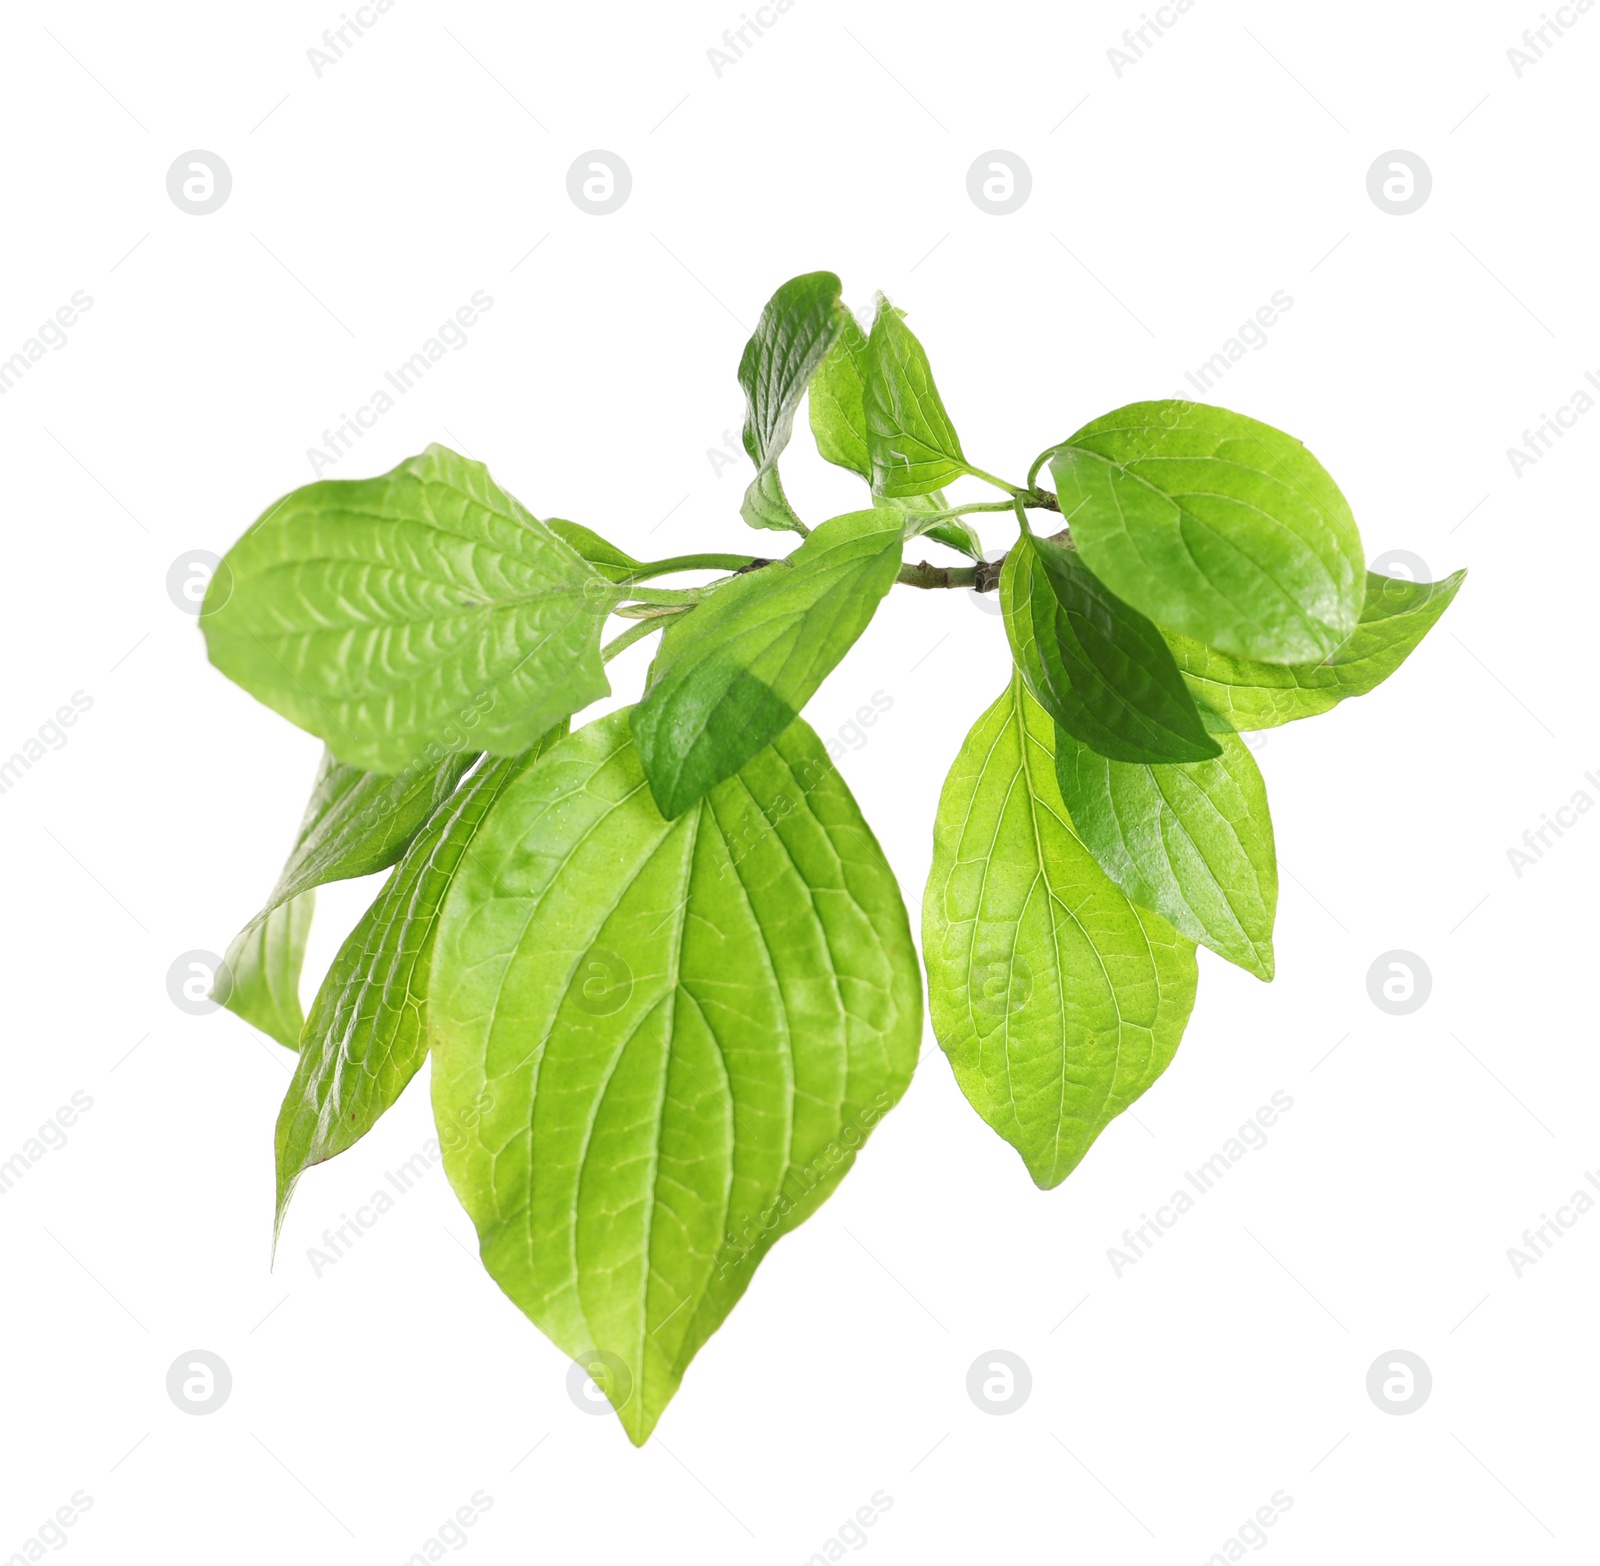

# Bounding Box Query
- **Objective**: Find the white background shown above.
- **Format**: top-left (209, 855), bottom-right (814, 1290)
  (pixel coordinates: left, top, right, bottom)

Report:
top-left (1, 1), bottom-right (1595, 1561)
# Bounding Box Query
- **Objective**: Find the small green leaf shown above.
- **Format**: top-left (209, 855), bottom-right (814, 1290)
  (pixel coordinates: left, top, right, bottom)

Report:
top-left (1050, 402), bottom-right (1365, 664)
top-left (632, 508), bottom-right (904, 817)
top-left (217, 746), bottom-right (477, 1044)
top-left (220, 893), bottom-right (314, 1050)
top-left (1169, 568), bottom-right (1466, 731)
top-left (1001, 530), bottom-right (1220, 764)
top-left (808, 305), bottom-right (979, 558)
top-left (865, 297), bottom-right (968, 498)
top-left (546, 518), bottom-right (641, 583)
top-left (809, 302), bottom-right (872, 477)
top-left (1055, 729), bottom-right (1277, 980)
top-left (202, 444), bottom-right (620, 772)
top-left (923, 675), bottom-right (1197, 1188)
top-left (742, 468), bottom-right (805, 535)
top-left (925, 520), bottom-right (983, 559)
top-left (274, 725), bottom-right (567, 1231)
top-left (738, 271), bottom-right (845, 534)
top-left (431, 709), bottom-right (921, 1443)
top-left (892, 494), bottom-right (983, 560)
top-left (261, 746), bottom-right (478, 917)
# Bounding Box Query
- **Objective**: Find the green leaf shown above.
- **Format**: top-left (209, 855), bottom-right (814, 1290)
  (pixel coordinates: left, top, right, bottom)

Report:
top-left (430, 709), bottom-right (921, 1444)
top-left (809, 302), bottom-right (872, 478)
top-left (738, 271), bottom-right (845, 534)
top-left (261, 746), bottom-right (479, 917)
top-left (216, 745), bottom-right (477, 1044)
top-left (923, 519), bottom-right (984, 559)
top-left (202, 444), bottom-right (620, 772)
top-left (891, 494), bottom-right (983, 560)
top-left (1000, 529), bottom-right (1220, 764)
top-left (1169, 568), bottom-right (1466, 731)
top-left (220, 893), bottom-right (314, 1050)
top-left (865, 297), bottom-right (968, 498)
top-left (1055, 729), bottom-right (1277, 980)
top-left (274, 724), bottom-right (567, 1231)
top-left (808, 306), bottom-right (980, 558)
top-left (546, 518), bottom-right (641, 584)
top-left (631, 508), bottom-right (904, 817)
top-left (742, 468), bottom-right (805, 536)
top-left (1050, 402), bottom-right (1365, 664)
top-left (923, 674), bottom-right (1197, 1189)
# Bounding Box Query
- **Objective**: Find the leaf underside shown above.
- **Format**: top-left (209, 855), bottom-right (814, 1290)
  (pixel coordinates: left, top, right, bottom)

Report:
top-left (201, 444), bottom-right (619, 773)
top-left (739, 271), bottom-right (845, 533)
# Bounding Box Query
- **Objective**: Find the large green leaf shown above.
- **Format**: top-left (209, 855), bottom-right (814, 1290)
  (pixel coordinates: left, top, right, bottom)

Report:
top-left (430, 710), bottom-right (921, 1444)
top-left (1049, 402), bottom-right (1365, 664)
top-left (274, 725), bottom-right (567, 1231)
top-left (923, 675), bottom-right (1197, 1189)
top-left (809, 305), bottom-right (980, 558)
top-left (738, 271), bottom-right (845, 534)
top-left (1169, 568), bottom-right (1467, 731)
top-left (865, 297), bottom-right (968, 498)
top-left (631, 508), bottom-right (904, 817)
top-left (220, 893), bottom-right (314, 1050)
top-left (1001, 529), bottom-right (1220, 765)
top-left (1055, 729), bottom-right (1277, 980)
top-left (201, 444), bottom-right (621, 772)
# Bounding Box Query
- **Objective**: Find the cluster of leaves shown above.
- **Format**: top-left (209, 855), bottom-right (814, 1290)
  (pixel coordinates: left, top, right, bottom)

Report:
top-left (200, 272), bottom-right (1462, 1443)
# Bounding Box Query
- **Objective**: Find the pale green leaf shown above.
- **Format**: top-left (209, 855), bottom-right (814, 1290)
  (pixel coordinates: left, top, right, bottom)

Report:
top-left (865, 297), bottom-right (968, 498)
top-left (911, 515), bottom-right (982, 557)
top-left (1055, 729), bottom-right (1277, 980)
top-left (809, 302), bottom-right (872, 478)
top-left (546, 518), bottom-right (641, 583)
top-left (202, 444), bottom-right (620, 772)
top-left (220, 892), bottom-right (314, 1050)
top-left (1050, 402), bottom-right (1365, 663)
top-left (1169, 568), bottom-right (1466, 731)
top-left (809, 304), bottom-right (979, 556)
top-left (431, 710), bottom-right (921, 1443)
top-left (923, 674), bottom-right (1197, 1188)
top-left (889, 492), bottom-right (982, 558)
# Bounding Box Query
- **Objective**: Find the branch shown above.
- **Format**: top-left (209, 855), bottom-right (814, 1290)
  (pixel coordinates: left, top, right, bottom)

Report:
top-left (896, 527), bottom-right (1071, 592)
